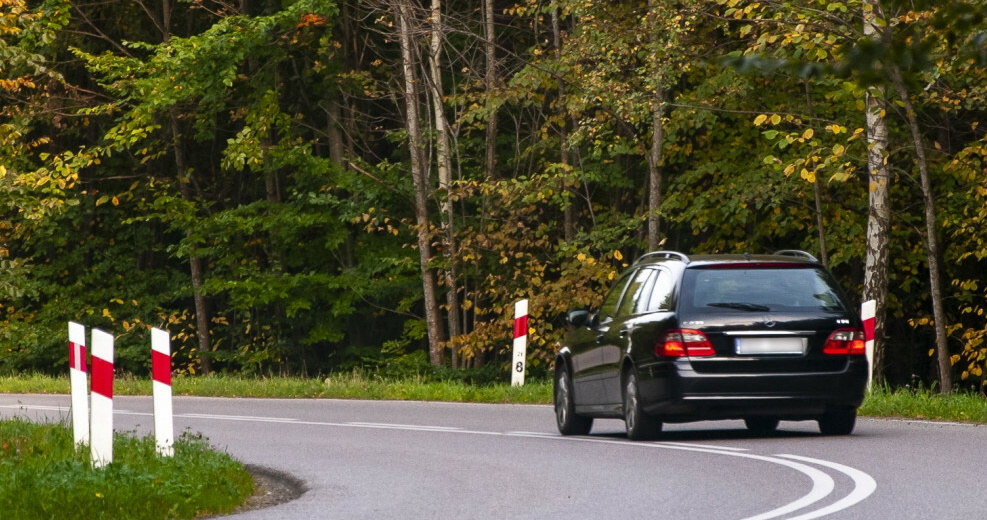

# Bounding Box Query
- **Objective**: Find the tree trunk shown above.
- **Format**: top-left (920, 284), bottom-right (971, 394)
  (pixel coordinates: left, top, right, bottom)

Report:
top-left (395, 0), bottom-right (445, 365)
top-left (861, 0), bottom-right (891, 386)
top-left (813, 175), bottom-right (829, 268)
top-left (551, 6), bottom-right (575, 242)
top-left (483, 0), bottom-right (498, 181)
top-left (427, 0), bottom-right (461, 367)
top-left (159, 1), bottom-right (212, 374)
top-left (889, 66), bottom-right (952, 393)
top-left (646, 89), bottom-right (665, 251)
top-left (171, 119), bottom-right (213, 375)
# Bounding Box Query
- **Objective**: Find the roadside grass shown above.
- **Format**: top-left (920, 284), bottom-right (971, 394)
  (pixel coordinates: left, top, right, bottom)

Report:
top-left (0, 419), bottom-right (253, 520)
top-left (3, 373), bottom-right (987, 423)
top-left (859, 384), bottom-right (987, 423)
top-left (0, 372), bottom-right (553, 403)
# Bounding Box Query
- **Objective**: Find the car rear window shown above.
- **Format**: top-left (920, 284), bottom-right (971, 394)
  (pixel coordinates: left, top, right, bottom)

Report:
top-left (679, 266), bottom-right (848, 313)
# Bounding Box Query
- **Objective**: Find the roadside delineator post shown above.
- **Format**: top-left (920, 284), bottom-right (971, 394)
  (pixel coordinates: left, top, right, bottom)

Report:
top-left (512, 299), bottom-right (529, 387)
top-left (151, 327), bottom-right (174, 457)
top-left (90, 329), bottom-right (114, 468)
top-left (862, 300), bottom-right (876, 391)
top-left (68, 322), bottom-right (90, 449)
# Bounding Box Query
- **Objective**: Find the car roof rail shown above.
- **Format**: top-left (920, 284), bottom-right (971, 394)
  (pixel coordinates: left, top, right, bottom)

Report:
top-left (772, 249), bottom-right (819, 262)
top-left (634, 250), bottom-right (690, 265)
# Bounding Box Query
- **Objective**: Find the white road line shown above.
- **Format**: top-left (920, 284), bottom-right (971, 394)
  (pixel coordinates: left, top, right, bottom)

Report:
top-left (346, 422), bottom-right (462, 432)
top-left (181, 413), bottom-right (299, 422)
top-left (657, 441), bottom-right (749, 451)
top-left (777, 454), bottom-right (878, 520)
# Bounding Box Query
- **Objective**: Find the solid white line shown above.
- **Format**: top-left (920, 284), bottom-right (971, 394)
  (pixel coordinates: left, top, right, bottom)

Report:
top-left (777, 454), bottom-right (878, 520)
top-left (657, 441), bottom-right (749, 451)
top-left (182, 413), bottom-right (298, 422)
top-left (347, 422), bottom-right (460, 431)
top-left (176, 413), bottom-right (299, 423)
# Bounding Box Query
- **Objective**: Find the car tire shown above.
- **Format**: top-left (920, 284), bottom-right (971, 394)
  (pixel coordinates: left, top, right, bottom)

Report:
top-left (554, 366), bottom-right (593, 435)
top-left (624, 370), bottom-right (662, 440)
top-left (744, 417), bottom-right (780, 435)
top-left (818, 406), bottom-right (856, 435)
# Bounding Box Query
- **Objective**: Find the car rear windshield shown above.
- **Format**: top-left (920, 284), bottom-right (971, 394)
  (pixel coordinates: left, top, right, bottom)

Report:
top-left (679, 265), bottom-right (848, 313)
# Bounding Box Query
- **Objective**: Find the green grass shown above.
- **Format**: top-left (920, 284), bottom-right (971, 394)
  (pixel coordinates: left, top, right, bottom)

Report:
top-left (859, 385), bottom-right (987, 423)
top-left (0, 372), bottom-right (553, 403)
top-left (0, 419), bottom-right (253, 520)
top-left (4, 373), bottom-right (987, 423)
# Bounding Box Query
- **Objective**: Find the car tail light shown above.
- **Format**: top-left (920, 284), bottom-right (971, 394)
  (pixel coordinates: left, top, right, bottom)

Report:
top-left (823, 329), bottom-right (866, 355)
top-left (658, 329), bottom-right (715, 357)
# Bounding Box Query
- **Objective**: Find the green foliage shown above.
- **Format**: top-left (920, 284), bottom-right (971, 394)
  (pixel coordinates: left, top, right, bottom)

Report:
top-left (0, 0), bottom-right (985, 390)
top-left (0, 420), bottom-right (253, 519)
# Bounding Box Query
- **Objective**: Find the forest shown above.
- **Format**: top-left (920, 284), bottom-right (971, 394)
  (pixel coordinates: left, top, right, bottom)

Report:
top-left (1, 0), bottom-right (985, 391)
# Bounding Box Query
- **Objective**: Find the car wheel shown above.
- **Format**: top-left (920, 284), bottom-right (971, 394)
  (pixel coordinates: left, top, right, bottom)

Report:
top-left (818, 406), bottom-right (856, 435)
top-left (744, 417), bottom-right (780, 435)
top-left (623, 370), bottom-right (662, 440)
top-left (554, 366), bottom-right (593, 435)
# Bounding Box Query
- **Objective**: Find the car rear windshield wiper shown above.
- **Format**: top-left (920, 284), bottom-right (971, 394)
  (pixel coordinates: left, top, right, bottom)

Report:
top-left (707, 302), bottom-right (771, 312)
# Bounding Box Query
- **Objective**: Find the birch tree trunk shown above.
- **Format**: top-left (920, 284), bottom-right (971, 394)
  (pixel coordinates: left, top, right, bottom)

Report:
top-left (395, 0), bottom-right (445, 365)
top-left (862, 0), bottom-right (892, 386)
top-left (427, 0), bottom-right (461, 367)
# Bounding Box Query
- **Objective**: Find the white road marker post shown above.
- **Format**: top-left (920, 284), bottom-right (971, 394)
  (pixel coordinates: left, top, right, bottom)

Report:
top-left (511, 299), bottom-right (529, 387)
top-left (151, 327), bottom-right (174, 457)
top-left (68, 322), bottom-right (89, 449)
top-left (861, 300), bottom-right (876, 392)
top-left (90, 329), bottom-right (114, 468)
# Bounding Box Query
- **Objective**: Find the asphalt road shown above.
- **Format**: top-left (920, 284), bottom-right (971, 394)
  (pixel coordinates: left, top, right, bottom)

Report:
top-left (2, 394), bottom-right (986, 519)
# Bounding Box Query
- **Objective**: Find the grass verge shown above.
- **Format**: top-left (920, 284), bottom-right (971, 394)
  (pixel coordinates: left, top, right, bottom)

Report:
top-left (2, 373), bottom-right (986, 423)
top-left (859, 385), bottom-right (987, 423)
top-left (0, 419), bottom-right (253, 520)
top-left (0, 372), bottom-right (553, 403)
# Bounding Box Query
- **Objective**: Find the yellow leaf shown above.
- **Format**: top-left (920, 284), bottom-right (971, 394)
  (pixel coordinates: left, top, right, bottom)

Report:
top-left (802, 128), bottom-right (814, 140)
top-left (613, 250), bottom-right (623, 261)
top-left (769, 114), bottom-right (782, 125)
top-left (102, 308), bottom-right (112, 319)
top-left (753, 114), bottom-right (768, 126)
top-left (928, 348), bottom-right (935, 357)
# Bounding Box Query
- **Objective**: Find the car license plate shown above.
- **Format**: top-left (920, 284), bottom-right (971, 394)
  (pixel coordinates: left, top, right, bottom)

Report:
top-left (735, 337), bottom-right (807, 355)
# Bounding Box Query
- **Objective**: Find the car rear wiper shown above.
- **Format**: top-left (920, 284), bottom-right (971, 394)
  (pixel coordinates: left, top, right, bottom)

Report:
top-left (707, 302), bottom-right (771, 312)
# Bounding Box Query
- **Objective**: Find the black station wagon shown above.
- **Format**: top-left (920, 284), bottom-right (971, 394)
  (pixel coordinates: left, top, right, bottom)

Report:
top-left (553, 250), bottom-right (868, 439)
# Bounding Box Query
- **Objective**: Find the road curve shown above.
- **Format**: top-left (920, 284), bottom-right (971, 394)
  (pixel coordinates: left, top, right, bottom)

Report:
top-left (2, 394), bottom-right (986, 519)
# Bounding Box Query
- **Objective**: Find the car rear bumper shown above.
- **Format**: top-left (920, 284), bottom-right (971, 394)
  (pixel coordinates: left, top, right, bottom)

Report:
top-left (637, 357), bottom-right (868, 421)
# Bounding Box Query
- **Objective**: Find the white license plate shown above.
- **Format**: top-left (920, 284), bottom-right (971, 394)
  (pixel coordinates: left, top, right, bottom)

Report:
top-left (735, 337), bottom-right (807, 355)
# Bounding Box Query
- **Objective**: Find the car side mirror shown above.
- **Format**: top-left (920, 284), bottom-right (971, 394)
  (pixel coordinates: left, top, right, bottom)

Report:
top-left (566, 309), bottom-right (592, 328)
